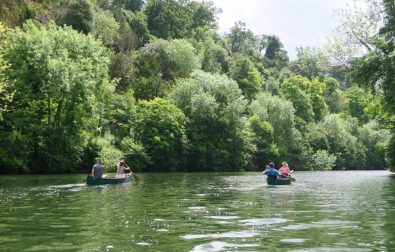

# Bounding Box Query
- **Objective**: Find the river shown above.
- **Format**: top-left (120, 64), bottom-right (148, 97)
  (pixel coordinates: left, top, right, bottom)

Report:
top-left (0, 170), bottom-right (394, 251)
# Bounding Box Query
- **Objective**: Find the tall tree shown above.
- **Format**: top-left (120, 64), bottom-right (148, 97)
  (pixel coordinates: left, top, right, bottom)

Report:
top-left (0, 21), bottom-right (113, 173)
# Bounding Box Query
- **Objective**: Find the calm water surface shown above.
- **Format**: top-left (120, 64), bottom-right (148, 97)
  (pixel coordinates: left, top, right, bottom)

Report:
top-left (0, 171), bottom-right (395, 251)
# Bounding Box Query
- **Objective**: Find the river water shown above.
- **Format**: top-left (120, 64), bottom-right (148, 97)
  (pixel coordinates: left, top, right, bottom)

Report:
top-left (0, 171), bottom-right (394, 251)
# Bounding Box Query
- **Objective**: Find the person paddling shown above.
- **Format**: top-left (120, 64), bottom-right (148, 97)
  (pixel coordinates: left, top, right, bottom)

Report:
top-left (279, 161), bottom-right (293, 178)
top-left (91, 159), bottom-right (107, 178)
top-left (263, 162), bottom-right (280, 178)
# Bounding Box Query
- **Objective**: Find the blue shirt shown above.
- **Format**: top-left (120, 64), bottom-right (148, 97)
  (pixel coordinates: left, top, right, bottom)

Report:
top-left (264, 168), bottom-right (280, 177)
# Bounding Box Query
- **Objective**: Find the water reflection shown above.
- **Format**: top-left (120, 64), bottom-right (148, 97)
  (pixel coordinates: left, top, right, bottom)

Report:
top-left (0, 171), bottom-right (394, 251)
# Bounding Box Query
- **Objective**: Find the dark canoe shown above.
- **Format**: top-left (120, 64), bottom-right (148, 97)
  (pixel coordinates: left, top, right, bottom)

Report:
top-left (267, 176), bottom-right (291, 185)
top-left (86, 175), bottom-right (132, 186)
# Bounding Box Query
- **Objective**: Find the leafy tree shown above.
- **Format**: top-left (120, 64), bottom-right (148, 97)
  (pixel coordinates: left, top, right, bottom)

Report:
top-left (56, 0), bottom-right (94, 34)
top-left (358, 120), bottom-right (390, 169)
top-left (91, 9), bottom-right (120, 46)
top-left (228, 56), bottom-right (262, 100)
top-left (249, 92), bottom-right (295, 150)
top-left (113, 9), bottom-right (150, 50)
top-left (225, 21), bottom-right (259, 55)
top-left (198, 37), bottom-right (229, 74)
top-left (344, 86), bottom-right (373, 124)
top-left (120, 137), bottom-right (151, 171)
top-left (280, 76), bottom-right (314, 123)
top-left (112, 0), bottom-right (145, 12)
top-left (247, 114), bottom-right (278, 169)
top-left (347, 0), bottom-right (395, 170)
top-left (319, 114), bottom-right (366, 170)
top-left (308, 78), bottom-right (328, 121)
top-left (0, 21), bottom-right (113, 173)
top-left (307, 150), bottom-right (337, 171)
top-left (133, 39), bottom-right (200, 99)
top-left (323, 77), bottom-right (344, 113)
top-left (144, 0), bottom-right (218, 40)
top-left (169, 70), bottom-right (250, 171)
top-left (290, 46), bottom-right (330, 80)
top-left (131, 97), bottom-right (188, 171)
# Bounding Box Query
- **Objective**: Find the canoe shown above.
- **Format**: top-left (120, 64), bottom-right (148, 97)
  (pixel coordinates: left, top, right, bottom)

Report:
top-left (267, 176), bottom-right (291, 185)
top-left (86, 175), bottom-right (132, 186)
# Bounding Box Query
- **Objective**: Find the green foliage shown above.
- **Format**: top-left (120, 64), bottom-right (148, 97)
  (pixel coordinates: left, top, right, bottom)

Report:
top-left (91, 9), bottom-right (120, 46)
top-left (307, 150), bottom-right (337, 171)
top-left (131, 98), bottom-right (188, 171)
top-left (114, 9), bottom-right (150, 50)
top-left (324, 77), bottom-right (344, 113)
top-left (248, 115), bottom-right (278, 169)
top-left (280, 76), bottom-right (314, 123)
top-left (133, 39), bottom-right (200, 99)
top-left (56, 0), bottom-right (94, 34)
top-left (0, 0), bottom-right (391, 173)
top-left (319, 114), bottom-right (366, 170)
top-left (112, 0), bottom-right (145, 12)
top-left (97, 134), bottom-right (123, 172)
top-left (250, 92), bottom-right (295, 148)
top-left (291, 46), bottom-right (330, 80)
top-left (228, 56), bottom-right (262, 100)
top-left (0, 21), bottom-right (113, 173)
top-left (386, 133), bottom-right (395, 171)
top-left (145, 0), bottom-right (218, 40)
top-left (197, 37), bottom-right (229, 74)
top-left (226, 21), bottom-right (259, 55)
top-left (358, 120), bottom-right (390, 169)
top-left (120, 137), bottom-right (152, 171)
top-left (169, 70), bottom-right (250, 171)
top-left (344, 86), bottom-right (373, 124)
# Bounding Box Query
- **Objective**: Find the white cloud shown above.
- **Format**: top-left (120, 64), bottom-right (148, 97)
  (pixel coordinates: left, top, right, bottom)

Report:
top-left (212, 0), bottom-right (356, 59)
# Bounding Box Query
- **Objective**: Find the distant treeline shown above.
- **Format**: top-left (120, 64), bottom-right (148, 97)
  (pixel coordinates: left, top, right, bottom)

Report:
top-left (0, 0), bottom-right (394, 174)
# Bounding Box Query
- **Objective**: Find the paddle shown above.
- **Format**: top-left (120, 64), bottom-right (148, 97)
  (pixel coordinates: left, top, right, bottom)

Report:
top-left (124, 162), bottom-right (140, 182)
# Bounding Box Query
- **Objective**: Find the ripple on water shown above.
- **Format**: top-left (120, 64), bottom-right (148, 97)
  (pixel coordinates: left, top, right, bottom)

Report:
top-left (282, 220), bottom-right (359, 230)
top-left (207, 216), bottom-right (240, 220)
top-left (280, 238), bottom-right (306, 244)
top-left (190, 241), bottom-right (259, 252)
top-left (180, 230), bottom-right (259, 240)
top-left (290, 247), bottom-right (372, 252)
top-left (239, 217), bottom-right (288, 226)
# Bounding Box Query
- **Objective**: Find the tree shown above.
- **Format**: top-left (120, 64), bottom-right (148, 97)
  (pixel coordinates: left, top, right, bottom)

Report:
top-left (225, 21), bottom-right (259, 55)
top-left (280, 76), bottom-right (314, 123)
top-left (91, 9), bottom-right (120, 46)
top-left (323, 77), bottom-right (344, 114)
top-left (247, 114), bottom-right (278, 169)
top-left (249, 92), bottom-right (295, 150)
top-left (112, 0), bottom-right (145, 12)
top-left (131, 98), bottom-right (188, 171)
top-left (144, 0), bottom-right (218, 40)
top-left (290, 46), bottom-right (330, 80)
top-left (228, 56), bottom-right (262, 100)
top-left (56, 0), bottom-right (94, 34)
top-left (0, 21), bottom-right (113, 173)
top-left (168, 70), bottom-right (250, 171)
top-left (133, 39), bottom-right (200, 100)
top-left (344, 86), bottom-right (373, 124)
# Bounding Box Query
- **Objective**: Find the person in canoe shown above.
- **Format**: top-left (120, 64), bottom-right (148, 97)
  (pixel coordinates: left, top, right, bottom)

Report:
top-left (116, 160), bottom-right (132, 178)
top-left (263, 162), bottom-right (280, 178)
top-left (279, 161), bottom-right (293, 178)
top-left (91, 159), bottom-right (107, 178)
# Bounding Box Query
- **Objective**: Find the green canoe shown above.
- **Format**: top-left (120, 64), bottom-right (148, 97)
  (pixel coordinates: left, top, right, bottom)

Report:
top-left (267, 176), bottom-right (292, 185)
top-left (86, 175), bottom-right (132, 186)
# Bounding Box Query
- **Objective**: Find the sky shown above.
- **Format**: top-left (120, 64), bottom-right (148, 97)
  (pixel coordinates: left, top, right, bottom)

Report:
top-left (211, 0), bottom-right (355, 59)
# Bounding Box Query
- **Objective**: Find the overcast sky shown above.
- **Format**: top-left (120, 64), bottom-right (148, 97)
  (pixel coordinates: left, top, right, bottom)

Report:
top-left (211, 0), bottom-right (355, 59)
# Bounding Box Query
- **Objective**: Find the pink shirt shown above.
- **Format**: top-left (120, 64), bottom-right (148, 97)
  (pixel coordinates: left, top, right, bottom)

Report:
top-left (279, 167), bottom-right (290, 175)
